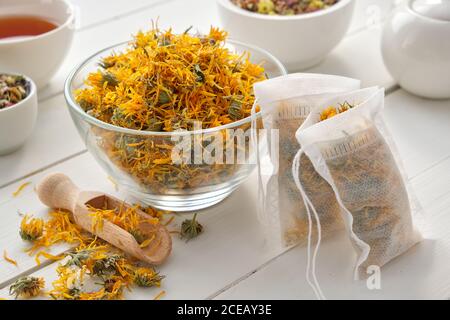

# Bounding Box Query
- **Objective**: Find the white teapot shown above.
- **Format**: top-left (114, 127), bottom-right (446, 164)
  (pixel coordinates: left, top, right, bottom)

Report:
top-left (381, 0), bottom-right (450, 99)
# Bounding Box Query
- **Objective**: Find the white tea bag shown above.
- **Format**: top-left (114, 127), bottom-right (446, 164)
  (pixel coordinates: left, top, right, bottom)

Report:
top-left (253, 73), bottom-right (361, 247)
top-left (295, 88), bottom-right (423, 281)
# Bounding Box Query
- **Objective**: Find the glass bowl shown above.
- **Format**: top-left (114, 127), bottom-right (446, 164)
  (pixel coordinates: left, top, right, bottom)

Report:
top-left (64, 40), bottom-right (286, 211)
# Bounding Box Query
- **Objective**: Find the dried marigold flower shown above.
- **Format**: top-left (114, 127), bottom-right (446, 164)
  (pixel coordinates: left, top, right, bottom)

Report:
top-left (74, 26), bottom-right (267, 195)
top-left (92, 254), bottom-right (123, 277)
top-left (133, 267), bottom-right (165, 288)
top-left (20, 215), bottom-right (44, 242)
top-left (64, 249), bottom-right (93, 268)
top-left (9, 277), bottom-right (45, 299)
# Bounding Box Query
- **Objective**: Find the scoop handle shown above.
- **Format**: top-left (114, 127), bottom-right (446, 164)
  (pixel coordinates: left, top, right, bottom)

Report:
top-left (37, 173), bottom-right (80, 212)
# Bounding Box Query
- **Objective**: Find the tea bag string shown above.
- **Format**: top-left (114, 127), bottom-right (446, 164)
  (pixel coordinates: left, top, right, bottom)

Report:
top-left (292, 148), bottom-right (326, 300)
top-left (251, 100), bottom-right (267, 224)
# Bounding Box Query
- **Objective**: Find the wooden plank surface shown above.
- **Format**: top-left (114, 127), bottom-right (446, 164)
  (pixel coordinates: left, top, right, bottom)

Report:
top-left (383, 90), bottom-right (450, 178)
top-left (0, 95), bottom-right (85, 188)
top-left (69, 0), bottom-right (175, 30)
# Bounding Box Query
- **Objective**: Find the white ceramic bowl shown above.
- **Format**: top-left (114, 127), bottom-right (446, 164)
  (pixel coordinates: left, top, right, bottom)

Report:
top-left (0, 0), bottom-right (75, 90)
top-left (217, 0), bottom-right (355, 71)
top-left (381, 0), bottom-right (450, 99)
top-left (0, 74), bottom-right (37, 155)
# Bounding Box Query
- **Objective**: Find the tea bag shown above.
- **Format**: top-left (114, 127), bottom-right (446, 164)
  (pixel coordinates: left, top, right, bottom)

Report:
top-left (253, 73), bottom-right (361, 247)
top-left (294, 88), bottom-right (423, 281)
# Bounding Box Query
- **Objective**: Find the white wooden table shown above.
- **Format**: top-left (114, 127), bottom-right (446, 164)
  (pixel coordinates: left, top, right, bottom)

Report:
top-left (1, 0), bottom-right (449, 300)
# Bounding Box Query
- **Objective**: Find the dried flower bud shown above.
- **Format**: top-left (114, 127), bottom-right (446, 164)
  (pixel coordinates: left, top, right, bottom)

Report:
top-left (158, 90), bottom-right (171, 105)
top-left (133, 268), bottom-right (165, 287)
top-left (229, 100), bottom-right (243, 121)
top-left (19, 215), bottom-right (44, 242)
top-left (9, 277), bottom-right (45, 299)
top-left (102, 72), bottom-right (119, 87)
top-left (146, 118), bottom-right (164, 132)
top-left (92, 254), bottom-right (123, 277)
top-left (180, 213), bottom-right (203, 242)
top-left (193, 64), bottom-right (205, 83)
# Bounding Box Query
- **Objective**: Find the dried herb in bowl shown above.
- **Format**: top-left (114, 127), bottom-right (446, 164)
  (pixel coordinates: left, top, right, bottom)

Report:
top-left (231, 0), bottom-right (340, 16)
top-left (76, 26), bottom-right (266, 131)
top-left (75, 26), bottom-right (267, 195)
top-left (0, 74), bottom-right (30, 110)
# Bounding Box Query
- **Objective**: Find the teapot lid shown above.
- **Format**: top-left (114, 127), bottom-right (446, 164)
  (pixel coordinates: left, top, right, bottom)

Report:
top-left (411, 0), bottom-right (450, 21)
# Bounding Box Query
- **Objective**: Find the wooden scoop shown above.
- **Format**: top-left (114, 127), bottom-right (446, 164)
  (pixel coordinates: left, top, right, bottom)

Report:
top-left (36, 173), bottom-right (172, 265)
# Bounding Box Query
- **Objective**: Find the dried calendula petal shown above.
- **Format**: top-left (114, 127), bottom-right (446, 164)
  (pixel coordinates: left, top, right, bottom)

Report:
top-left (34, 251), bottom-right (65, 266)
top-left (3, 250), bottom-right (18, 267)
top-left (153, 290), bottom-right (166, 300)
top-left (139, 236), bottom-right (155, 249)
top-left (86, 203), bottom-right (165, 248)
top-left (12, 182), bottom-right (31, 197)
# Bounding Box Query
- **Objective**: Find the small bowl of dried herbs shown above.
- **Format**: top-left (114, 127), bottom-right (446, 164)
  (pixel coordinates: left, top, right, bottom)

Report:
top-left (65, 26), bottom-right (286, 211)
top-left (217, 0), bottom-right (356, 70)
top-left (0, 73), bottom-right (37, 155)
